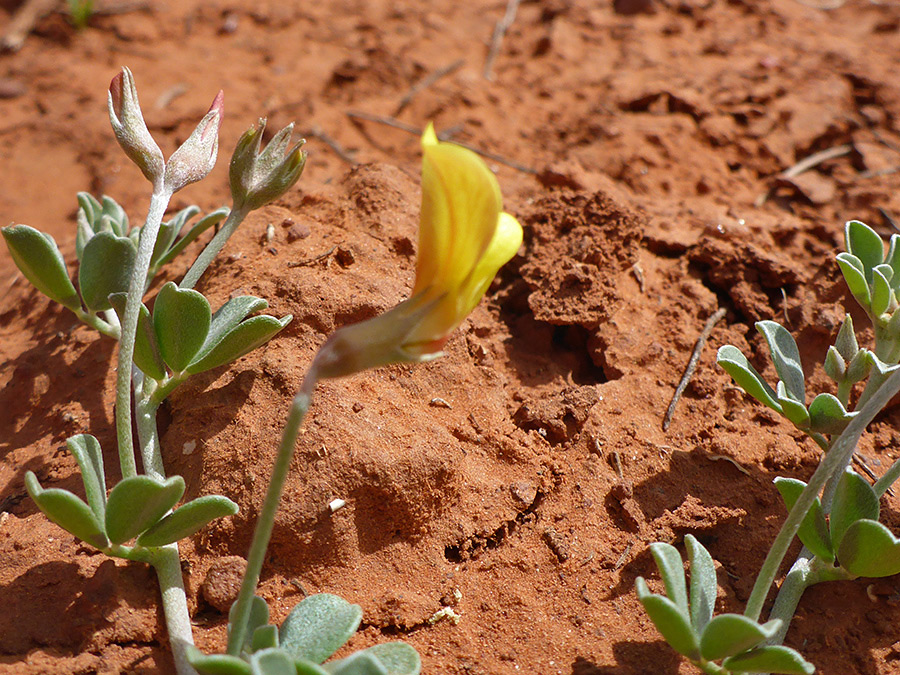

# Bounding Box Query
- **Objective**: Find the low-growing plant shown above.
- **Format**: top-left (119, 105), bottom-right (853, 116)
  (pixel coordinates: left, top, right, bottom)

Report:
top-left (4, 68), bottom-right (522, 673)
top-left (636, 220), bottom-right (900, 673)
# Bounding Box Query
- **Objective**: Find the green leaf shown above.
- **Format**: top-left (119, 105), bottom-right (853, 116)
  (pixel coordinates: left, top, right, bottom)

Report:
top-left (66, 434), bottom-right (106, 521)
top-left (2, 224), bottom-right (81, 311)
top-left (250, 648), bottom-right (295, 675)
top-left (845, 348), bottom-right (874, 384)
top-left (836, 252), bottom-right (871, 309)
top-left (757, 321), bottom-right (805, 403)
top-left (837, 519), bottom-right (900, 578)
top-left (776, 382), bottom-right (810, 429)
top-left (279, 593), bottom-right (362, 664)
top-left (156, 206), bottom-right (229, 268)
top-left (230, 595), bottom-right (270, 653)
top-left (886, 235), bottom-right (900, 292)
top-left (823, 346), bottom-right (845, 383)
top-left (77, 192), bottom-right (102, 229)
top-left (193, 296), bottom-right (270, 362)
top-left (774, 477), bottom-right (833, 563)
top-left (150, 205), bottom-right (201, 269)
top-left (834, 314), bottom-right (859, 362)
top-left (845, 220), bottom-right (884, 283)
top-left (360, 643), bottom-right (421, 675)
top-left (717, 345), bottom-right (783, 414)
top-left (25, 471), bottom-right (108, 549)
top-left (187, 314), bottom-right (292, 375)
top-left (699, 614), bottom-right (780, 661)
top-left (293, 661), bottom-right (330, 675)
top-left (635, 577), bottom-right (700, 660)
top-left (136, 494), bottom-right (238, 547)
top-left (109, 293), bottom-right (167, 381)
top-left (648, 542), bottom-right (688, 616)
top-left (685, 535), bottom-right (717, 633)
top-left (153, 281), bottom-right (212, 372)
top-left (100, 195), bottom-right (129, 237)
top-left (808, 393), bottom-right (856, 435)
top-left (830, 470), bottom-right (879, 551)
top-left (872, 267), bottom-right (893, 317)
top-left (186, 645), bottom-right (253, 675)
top-left (104, 475), bottom-right (185, 544)
top-left (323, 653), bottom-right (388, 675)
top-left (722, 644), bottom-right (815, 674)
top-left (79, 231), bottom-right (137, 311)
top-left (251, 625), bottom-right (280, 653)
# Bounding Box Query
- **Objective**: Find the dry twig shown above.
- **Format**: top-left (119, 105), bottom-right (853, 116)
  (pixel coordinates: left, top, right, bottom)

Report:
top-left (755, 144), bottom-right (853, 207)
top-left (663, 307), bottom-right (727, 431)
top-left (483, 0), bottom-right (521, 80)
top-left (346, 110), bottom-right (536, 174)
top-left (395, 59), bottom-right (465, 115)
top-left (305, 126), bottom-right (357, 165)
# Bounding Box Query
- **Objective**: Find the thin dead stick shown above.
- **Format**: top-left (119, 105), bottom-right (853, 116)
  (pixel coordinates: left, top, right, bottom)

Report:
top-left (663, 307), bottom-right (727, 431)
top-left (346, 110), bottom-right (537, 174)
top-left (287, 246), bottom-right (336, 268)
top-left (755, 144), bottom-right (853, 207)
top-left (483, 0), bottom-right (521, 80)
top-left (395, 59), bottom-right (465, 116)
top-left (305, 126), bottom-right (357, 165)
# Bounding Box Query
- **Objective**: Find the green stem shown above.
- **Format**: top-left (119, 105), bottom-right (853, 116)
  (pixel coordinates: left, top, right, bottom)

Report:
top-left (744, 367), bottom-right (900, 621)
top-left (874, 455), bottom-right (900, 497)
top-left (114, 188), bottom-right (172, 479)
top-left (226, 368), bottom-right (318, 656)
top-left (180, 205), bottom-right (248, 290)
top-left (134, 370), bottom-right (165, 480)
top-left (74, 307), bottom-right (120, 339)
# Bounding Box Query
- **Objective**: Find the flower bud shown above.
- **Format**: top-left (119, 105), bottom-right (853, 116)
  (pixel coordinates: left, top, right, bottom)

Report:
top-left (229, 118), bottom-right (307, 212)
top-left (164, 91), bottom-right (224, 194)
top-left (108, 67), bottom-right (165, 186)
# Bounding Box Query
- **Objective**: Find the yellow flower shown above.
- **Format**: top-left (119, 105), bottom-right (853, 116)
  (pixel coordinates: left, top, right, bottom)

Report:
top-left (314, 123), bottom-right (523, 379)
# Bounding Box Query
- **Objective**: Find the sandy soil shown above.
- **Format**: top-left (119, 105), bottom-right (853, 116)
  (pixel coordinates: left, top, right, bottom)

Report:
top-left (3, 0), bottom-right (900, 673)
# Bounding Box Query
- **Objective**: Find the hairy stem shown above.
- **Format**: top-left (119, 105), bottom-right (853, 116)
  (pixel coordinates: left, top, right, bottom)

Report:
top-left (179, 205), bottom-right (249, 290)
top-left (114, 189), bottom-right (171, 479)
top-left (744, 367), bottom-right (900, 621)
top-left (226, 368), bottom-right (318, 656)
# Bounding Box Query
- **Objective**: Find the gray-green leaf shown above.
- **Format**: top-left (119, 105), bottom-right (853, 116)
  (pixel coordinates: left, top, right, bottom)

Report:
top-left (187, 314), bottom-right (292, 375)
top-left (230, 595), bottom-right (270, 653)
top-left (685, 535), bottom-right (717, 633)
top-left (279, 593), bottom-right (362, 664)
top-left (2, 224), bottom-right (81, 311)
top-left (109, 293), bottom-right (167, 380)
top-left (773, 477), bottom-right (833, 563)
top-left (635, 577), bottom-right (700, 660)
top-left (722, 644), bottom-right (815, 674)
top-left (186, 646), bottom-right (253, 675)
top-left (757, 321), bottom-right (805, 403)
top-left (66, 434), bottom-right (106, 521)
top-left (153, 281), bottom-right (212, 372)
top-left (837, 519), bottom-right (900, 578)
top-left (808, 393), bottom-right (856, 435)
top-left (105, 475), bottom-right (185, 544)
top-left (845, 220), bottom-right (884, 283)
top-left (717, 345), bottom-right (782, 414)
top-left (323, 653), bottom-right (388, 675)
top-left (251, 625), bottom-right (280, 653)
top-left (79, 231), bottom-right (137, 311)
top-left (699, 614), bottom-right (780, 662)
top-left (136, 494), bottom-right (238, 547)
top-left (25, 471), bottom-right (108, 549)
top-left (830, 469), bottom-right (879, 551)
top-left (250, 649), bottom-right (295, 675)
top-left (872, 267), bottom-right (893, 317)
top-left (649, 542), bottom-right (688, 616)
top-left (836, 252), bottom-right (871, 309)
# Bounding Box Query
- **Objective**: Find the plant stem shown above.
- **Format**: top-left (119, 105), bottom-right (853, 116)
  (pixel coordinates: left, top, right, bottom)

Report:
top-left (226, 368), bottom-right (318, 656)
top-left (134, 375), bottom-right (197, 675)
top-left (74, 307), bottom-right (120, 339)
top-left (744, 366), bottom-right (900, 621)
top-left (180, 205), bottom-right (249, 290)
top-left (114, 188), bottom-right (171, 479)
top-left (874, 455), bottom-right (900, 497)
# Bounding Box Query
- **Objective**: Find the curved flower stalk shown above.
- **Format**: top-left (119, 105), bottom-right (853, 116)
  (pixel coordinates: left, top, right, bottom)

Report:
top-left (313, 122), bottom-right (523, 378)
top-left (223, 124), bottom-right (523, 660)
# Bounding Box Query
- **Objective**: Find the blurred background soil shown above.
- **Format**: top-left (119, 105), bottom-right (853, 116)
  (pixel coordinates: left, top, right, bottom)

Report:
top-left (2, 0), bottom-right (900, 673)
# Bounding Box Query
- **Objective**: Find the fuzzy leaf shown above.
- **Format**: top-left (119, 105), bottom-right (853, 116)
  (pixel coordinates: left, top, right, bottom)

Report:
top-left (757, 321), bottom-right (805, 403)
top-left (722, 645), bottom-right (815, 674)
top-left (823, 346), bottom-right (846, 383)
top-left (323, 653), bottom-right (388, 675)
top-left (361, 643), bottom-right (421, 675)
top-left (279, 594), bottom-right (362, 664)
top-left (834, 314), bottom-right (859, 362)
top-left (635, 577), bottom-right (700, 660)
top-left (153, 281), bottom-right (212, 372)
top-left (187, 646), bottom-right (253, 675)
top-left (250, 649), bottom-right (295, 675)
top-left (105, 475), bottom-right (185, 544)
top-left (685, 535), bottom-right (717, 633)
top-left (886, 235), bottom-right (900, 292)
top-left (66, 434), bottom-right (106, 521)
top-left (830, 470), bottom-right (879, 551)
top-left (186, 314), bottom-right (291, 375)
top-left (109, 293), bottom-right (167, 380)
top-left (872, 267), bottom-right (893, 317)
top-left (774, 477), bottom-right (834, 563)
top-left (845, 220), bottom-right (884, 283)
top-left (717, 346), bottom-right (782, 413)
top-left (230, 595), bottom-right (270, 653)
top-left (136, 495), bottom-right (238, 547)
top-left (808, 393), bottom-right (856, 435)
top-left (845, 349), bottom-right (874, 384)
top-left (2, 225), bottom-right (81, 311)
top-left (192, 296), bottom-right (270, 363)
top-left (156, 207), bottom-right (229, 268)
top-left (251, 625), bottom-right (280, 653)
top-left (837, 519), bottom-right (900, 578)
top-left (699, 614), bottom-right (780, 661)
top-left (79, 231), bottom-right (137, 311)
top-left (294, 661), bottom-right (330, 675)
top-left (649, 542), bottom-right (689, 616)
top-left (25, 472), bottom-right (108, 549)
top-left (836, 252), bottom-right (871, 309)
top-left (151, 205), bottom-right (201, 268)
top-left (776, 382), bottom-right (810, 429)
